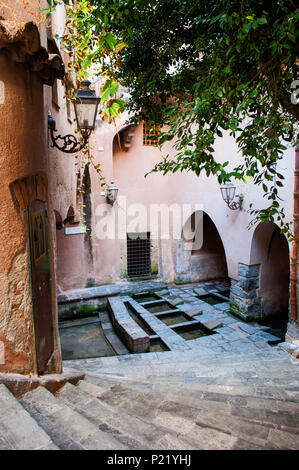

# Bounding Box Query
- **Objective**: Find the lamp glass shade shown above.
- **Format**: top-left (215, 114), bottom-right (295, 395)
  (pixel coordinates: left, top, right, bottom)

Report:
top-left (220, 182), bottom-right (236, 203)
top-left (74, 80), bottom-right (101, 131)
top-left (107, 181), bottom-right (118, 202)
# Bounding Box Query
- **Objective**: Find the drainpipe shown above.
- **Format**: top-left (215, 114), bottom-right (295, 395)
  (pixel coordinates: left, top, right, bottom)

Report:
top-left (290, 147), bottom-right (299, 321)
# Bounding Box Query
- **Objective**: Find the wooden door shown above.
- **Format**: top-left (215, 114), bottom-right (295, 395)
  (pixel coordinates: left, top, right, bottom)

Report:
top-left (28, 200), bottom-right (54, 374)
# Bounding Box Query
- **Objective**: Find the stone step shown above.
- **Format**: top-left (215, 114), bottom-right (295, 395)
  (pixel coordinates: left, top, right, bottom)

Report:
top-left (64, 365), bottom-right (295, 387)
top-left (80, 380), bottom-right (287, 449)
top-left (74, 383), bottom-right (254, 450)
top-left (84, 375), bottom-right (299, 426)
top-left (63, 349), bottom-right (292, 374)
top-left (91, 360), bottom-right (298, 379)
top-left (82, 378), bottom-right (299, 448)
top-left (151, 380), bottom-right (299, 401)
top-left (20, 386), bottom-right (128, 450)
top-left (194, 410), bottom-right (299, 449)
top-left (58, 382), bottom-right (195, 450)
top-left (84, 375), bottom-right (299, 415)
top-left (79, 364), bottom-right (299, 393)
top-left (0, 384), bottom-right (58, 450)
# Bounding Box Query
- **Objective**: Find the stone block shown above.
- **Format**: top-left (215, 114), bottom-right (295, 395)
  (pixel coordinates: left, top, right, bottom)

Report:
top-left (238, 276), bottom-right (259, 291)
top-left (169, 297), bottom-right (184, 306)
top-left (184, 307), bottom-right (202, 317)
top-left (230, 284), bottom-right (257, 299)
top-left (238, 263), bottom-right (260, 279)
top-left (202, 319), bottom-right (223, 330)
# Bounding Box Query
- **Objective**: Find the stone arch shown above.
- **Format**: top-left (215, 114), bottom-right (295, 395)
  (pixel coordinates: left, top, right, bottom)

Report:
top-left (65, 205), bottom-right (75, 224)
top-left (113, 124), bottom-right (136, 153)
top-left (250, 222), bottom-right (290, 318)
top-left (10, 174), bottom-right (47, 212)
top-left (54, 210), bottom-right (63, 230)
top-left (175, 210), bottom-right (228, 283)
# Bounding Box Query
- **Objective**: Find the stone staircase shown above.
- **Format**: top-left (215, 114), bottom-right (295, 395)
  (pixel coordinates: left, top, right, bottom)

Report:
top-left (0, 347), bottom-right (298, 450)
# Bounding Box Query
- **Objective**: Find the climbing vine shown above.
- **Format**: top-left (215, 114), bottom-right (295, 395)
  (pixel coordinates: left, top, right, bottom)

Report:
top-left (43, 2), bottom-right (299, 239)
top-left (43, 0), bottom-right (127, 235)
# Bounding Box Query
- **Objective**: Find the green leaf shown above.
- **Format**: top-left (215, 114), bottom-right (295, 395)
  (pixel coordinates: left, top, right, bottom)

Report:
top-left (101, 80), bottom-right (119, 104)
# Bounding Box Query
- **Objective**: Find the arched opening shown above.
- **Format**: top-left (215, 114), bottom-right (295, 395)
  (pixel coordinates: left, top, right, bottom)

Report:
top-left (65, 206), bottom-right (75, 224)
top-left (113, 124), bottom-right (136, 153)
top-left (191, 212), bottom-right (228, 280)
top-left (54, 210), bottom-right (63, 230)
top-left (176, 211), bottom-right (228, 283)
top-left (250, 222), bottom-right (290, 337)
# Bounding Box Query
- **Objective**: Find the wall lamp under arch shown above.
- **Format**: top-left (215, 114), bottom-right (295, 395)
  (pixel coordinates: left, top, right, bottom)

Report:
top-left (106, 181), bottom-right (119, 205)
top-left (220, 182), bottom-right (244, 210)
top-left (48, 80), bottom-right (101, 154)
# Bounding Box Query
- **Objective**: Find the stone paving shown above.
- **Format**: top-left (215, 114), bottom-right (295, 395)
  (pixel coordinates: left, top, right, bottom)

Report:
top-left (154, 279), bottom-right (284, 353)
top-left (58, 278), bottom-right (292, 360)
top-left (1, 279), bottom-right (298, 450)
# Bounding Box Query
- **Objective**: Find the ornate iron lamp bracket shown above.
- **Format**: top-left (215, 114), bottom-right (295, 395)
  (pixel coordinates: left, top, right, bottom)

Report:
top-left (226, 195), bottom-right (244, 211)
top-left (48, 113), bottom-right (90, 154)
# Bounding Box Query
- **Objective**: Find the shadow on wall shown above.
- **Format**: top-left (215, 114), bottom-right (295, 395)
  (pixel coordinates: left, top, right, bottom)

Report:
top-left (55, 206), bottom-right (88, 292)
top-left (175, 211), bottom-right (228, 283)
top-left (250, 222), bottom-right (290, 317)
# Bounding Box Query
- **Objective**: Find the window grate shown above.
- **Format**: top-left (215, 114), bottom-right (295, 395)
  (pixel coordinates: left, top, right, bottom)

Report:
top-left (127, 232), bottom-right (151, 278)
top-left (143, 121), bottom-right (159, 145)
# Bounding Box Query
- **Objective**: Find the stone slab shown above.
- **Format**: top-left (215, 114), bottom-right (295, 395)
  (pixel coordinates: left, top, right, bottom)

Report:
top-left (202, 319), bottom-right (223, 330)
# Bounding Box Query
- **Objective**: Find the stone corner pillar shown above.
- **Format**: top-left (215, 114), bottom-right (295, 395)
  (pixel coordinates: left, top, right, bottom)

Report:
top-left (229, 263), bottom-right (261, 321)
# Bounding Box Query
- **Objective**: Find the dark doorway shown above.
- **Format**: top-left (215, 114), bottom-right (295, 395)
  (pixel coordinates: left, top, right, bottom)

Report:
top-left (191, 212), bottom-right (228, 280)
top-left (127, 232), bottom-right (151, 278)
top-left (28, 200), bottom-right (54, 374)
top-left (250, 222), bottom-right (290, 339)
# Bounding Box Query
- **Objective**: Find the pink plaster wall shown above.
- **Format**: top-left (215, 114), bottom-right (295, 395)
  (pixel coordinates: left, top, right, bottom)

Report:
top-left (79, 112), bottom-right (294, 290)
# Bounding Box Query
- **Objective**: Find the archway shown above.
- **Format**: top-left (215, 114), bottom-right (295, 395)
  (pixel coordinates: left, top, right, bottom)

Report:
top-left (250, 222), bottom-right (290, 335)
top-left (175, 211), bottom-right (228, 282)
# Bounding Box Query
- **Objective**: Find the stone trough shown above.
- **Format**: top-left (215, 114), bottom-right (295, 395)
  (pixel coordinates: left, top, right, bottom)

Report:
top-left (107, 297), bottom-right (150, 353)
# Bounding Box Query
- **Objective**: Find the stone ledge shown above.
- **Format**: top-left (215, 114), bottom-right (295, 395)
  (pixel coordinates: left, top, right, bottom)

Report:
top-left (57, 280), bottom-right (167, 305)
top-left (58, 284), bottom-right (121, 304)
top-left (0, 371), bottom-right (85, 398)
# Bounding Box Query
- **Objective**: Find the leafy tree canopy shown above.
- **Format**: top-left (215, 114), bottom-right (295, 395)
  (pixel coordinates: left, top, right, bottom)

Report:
top-left (48, 0), bottom-right (299, 236)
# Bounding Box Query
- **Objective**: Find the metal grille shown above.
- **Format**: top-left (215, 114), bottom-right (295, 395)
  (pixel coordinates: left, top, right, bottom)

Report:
top-left (143, 121), bottom-right (159, 145)
top-left (127, 232), bottom-right (151, 278)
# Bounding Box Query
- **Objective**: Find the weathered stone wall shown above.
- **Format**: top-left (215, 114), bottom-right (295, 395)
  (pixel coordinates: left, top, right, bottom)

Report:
top-left (0, 1), bottom-right (74, 374)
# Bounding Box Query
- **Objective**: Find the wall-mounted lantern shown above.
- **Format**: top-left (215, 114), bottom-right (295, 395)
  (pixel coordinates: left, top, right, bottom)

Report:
top-left (220, 182), bottom-right (243, 210)
top-left (106, 181), bottom-right (119, 205)
top-left (48, 80), bottom-right (101, 154)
